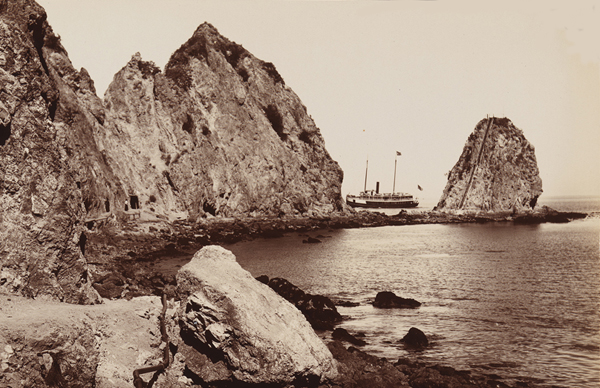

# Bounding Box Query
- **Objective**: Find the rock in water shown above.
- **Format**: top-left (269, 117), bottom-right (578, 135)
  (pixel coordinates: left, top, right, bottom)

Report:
top-left (177, 246), bottom-right (338, 385)
top-left (435, 117), bottom-right (542, 213)
top-left (373, 291), bottom-right (421, 309)
top-left (400, 327), bottom-right (429, 349)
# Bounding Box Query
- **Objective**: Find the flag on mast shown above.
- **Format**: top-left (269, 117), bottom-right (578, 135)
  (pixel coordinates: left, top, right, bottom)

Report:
top-left (396, 151), bottom-right (402, 156)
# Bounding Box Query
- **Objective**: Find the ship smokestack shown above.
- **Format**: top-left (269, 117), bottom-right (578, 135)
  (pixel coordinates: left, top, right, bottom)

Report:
top-left (376, 182), bottom-right (380, 194)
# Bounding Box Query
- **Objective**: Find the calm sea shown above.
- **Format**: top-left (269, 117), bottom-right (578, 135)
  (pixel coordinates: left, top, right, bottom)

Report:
top-left (223, 196), bottom-right (600, 387)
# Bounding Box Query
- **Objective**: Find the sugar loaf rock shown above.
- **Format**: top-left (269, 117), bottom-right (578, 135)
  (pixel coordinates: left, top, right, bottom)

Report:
top-left (435, 117), bottom-right (543, 213)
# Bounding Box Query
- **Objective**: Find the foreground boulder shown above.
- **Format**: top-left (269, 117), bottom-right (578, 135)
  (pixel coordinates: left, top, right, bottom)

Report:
top-left (176, 246), bottom-right (338, 385)
top-left (435, 117), bottom-right (543, 213)
top-left (373, 291), bottom-right (421, 309)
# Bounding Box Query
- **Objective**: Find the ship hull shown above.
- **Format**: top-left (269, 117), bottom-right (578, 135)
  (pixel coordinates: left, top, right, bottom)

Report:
top-left (346, 195), bottom-right (419, 209)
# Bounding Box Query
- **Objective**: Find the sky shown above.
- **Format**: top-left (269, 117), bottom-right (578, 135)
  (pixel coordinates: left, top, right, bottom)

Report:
top-left (37, 0), bottom-right (600, 202)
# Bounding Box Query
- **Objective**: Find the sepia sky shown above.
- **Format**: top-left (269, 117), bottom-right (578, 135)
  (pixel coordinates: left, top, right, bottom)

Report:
top-left (38, 0), bottom-right (599, 201)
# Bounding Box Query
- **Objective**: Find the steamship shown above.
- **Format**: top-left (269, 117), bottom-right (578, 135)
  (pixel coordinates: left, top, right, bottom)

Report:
top-left (345, 152), bottom-right (419, 209)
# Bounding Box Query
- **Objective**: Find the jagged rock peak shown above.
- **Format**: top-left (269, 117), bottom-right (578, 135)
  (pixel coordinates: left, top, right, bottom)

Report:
top-left (435, 116), bottom-right (543, 213)
top-left (101, 21), bottom-right (347, 220)
top-left (165, 21), bottom-right (285, 90)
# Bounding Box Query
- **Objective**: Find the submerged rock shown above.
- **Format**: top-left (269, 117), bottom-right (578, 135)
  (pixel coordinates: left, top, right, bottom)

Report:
top-left (400, 327), bottom-right (429, 349)
top-left (373, 291), bottom-right (421, 309)
top-left (176, 246), bottom-right (338, 385)
top-left (332, 328), bottom-right (367, 346)
top-left (436, 117), bottom-right (543, 214)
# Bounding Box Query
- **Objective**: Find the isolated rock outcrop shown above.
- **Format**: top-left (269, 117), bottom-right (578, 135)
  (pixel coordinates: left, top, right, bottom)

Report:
top-left (98, 23), bottom-right (348, 219)
top-left (435, 117), bottom-right (542, 213)
top-left (177, 246), bottom-right (338, 385)
top-left (373, 291), bottom-right (421, 309)
top-left (400, 327), bottom-right (429, 349)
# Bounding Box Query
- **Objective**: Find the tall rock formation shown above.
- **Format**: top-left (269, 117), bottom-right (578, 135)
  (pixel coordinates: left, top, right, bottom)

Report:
top-left (1, 1), bottom-right (347, 302)
top-left (435, 117), bottom-right (542, 213)
top-left (97, 23), bottom-right (347, 219)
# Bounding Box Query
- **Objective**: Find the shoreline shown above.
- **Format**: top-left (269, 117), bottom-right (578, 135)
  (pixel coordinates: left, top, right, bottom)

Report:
top-left (3, 209), bottom-right (591, 387)
top-left (78, 207), bottom-right (591, 387)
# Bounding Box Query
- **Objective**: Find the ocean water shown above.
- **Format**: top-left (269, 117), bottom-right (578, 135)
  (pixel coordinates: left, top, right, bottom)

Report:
top-left (223, 196), bottom-right (600, 387)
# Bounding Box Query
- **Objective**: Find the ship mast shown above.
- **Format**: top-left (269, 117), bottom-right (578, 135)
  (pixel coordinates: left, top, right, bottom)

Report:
top-left (363, 158), bottom-right (368, 192)
top-left (393, 151), bottom-right (400, 193)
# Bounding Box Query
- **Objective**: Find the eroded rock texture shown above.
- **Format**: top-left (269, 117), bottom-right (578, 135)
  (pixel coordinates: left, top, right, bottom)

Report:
top-left (177, 246), bottom-right (338, 385)
top-left (0, 0), bottom-right (118, 302)
top-left (98, 23), bottom-right (347, 219)
top-left (435, 117), bottom-right (542, 213)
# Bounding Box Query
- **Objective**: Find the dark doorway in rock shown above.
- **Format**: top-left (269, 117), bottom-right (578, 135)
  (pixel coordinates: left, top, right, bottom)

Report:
top-left (79, 232), bottom-right (87, 256)
top-left (0, 122), bottom-right (11, 146)
top-left (203, 201), bottom-right (216, 216)
top-left (105, 199), bottom-right (110, 212)
top-left (130, 195), bottom-right (140, 210)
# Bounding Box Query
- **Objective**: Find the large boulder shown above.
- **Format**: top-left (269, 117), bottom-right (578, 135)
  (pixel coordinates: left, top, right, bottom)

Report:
top-left (435, 117), bottom-right (543, 213)
top-left (176, 246), bottom-right (338, 385)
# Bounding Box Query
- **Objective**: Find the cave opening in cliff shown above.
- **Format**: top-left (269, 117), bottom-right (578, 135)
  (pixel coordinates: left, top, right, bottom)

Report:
top-left (203, 201), bottom-right (216, 216)
top-left (78, 232), bottom-right (87, 256)
top-left (0, 122), bottom-right (11, 146)
top-left (182, 114), bottom-right (195, 134)
top-left (130, 195), bottom-right (140, 210)
top-left (264, 104), bottom-right (287, 141)
top-left (105, 199), bottom-right (110, 212)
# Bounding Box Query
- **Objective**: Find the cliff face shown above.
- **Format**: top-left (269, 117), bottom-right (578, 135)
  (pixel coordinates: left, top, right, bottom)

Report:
top-left (0, 0), bottom-right (124, 302)
top-left (98, 24), bottom-right (347, 220)
top-left (435, 117), bottom-right (542, 213)
top-left (1, 3), bottom-right (347, 301)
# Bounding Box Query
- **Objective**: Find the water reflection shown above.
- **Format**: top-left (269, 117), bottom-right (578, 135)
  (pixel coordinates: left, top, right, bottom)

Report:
top-left (224, 218), bottom-right (600, 387)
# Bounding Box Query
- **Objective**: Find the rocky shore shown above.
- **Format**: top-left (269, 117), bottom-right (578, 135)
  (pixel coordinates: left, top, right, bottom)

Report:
top-left (2, 242), bottom-right (567, 388)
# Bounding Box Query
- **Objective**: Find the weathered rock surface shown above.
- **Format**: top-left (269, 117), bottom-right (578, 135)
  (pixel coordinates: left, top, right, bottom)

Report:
top-left (373, 291), bottom-right (421, 309)
top-left (0, 293), bottom-right (165, 387)
top-left (435, 117), bottom-right (543, 213)
top-left (176, 246), bottom-right (338, 385)
top-left (0, 0), bottom-right (119, 303)
top-left (98, 23), bottom-right (348, 220)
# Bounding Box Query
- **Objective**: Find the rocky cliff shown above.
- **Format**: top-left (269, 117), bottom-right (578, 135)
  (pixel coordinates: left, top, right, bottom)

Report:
top-left (0, 0), bottom-right (125, 303)
top-left (435, 117), bottom-right (543, 213)
top-left (97, 23), bottom-right (346, 220)
top-left (1, 1), bottom-right (347, 302)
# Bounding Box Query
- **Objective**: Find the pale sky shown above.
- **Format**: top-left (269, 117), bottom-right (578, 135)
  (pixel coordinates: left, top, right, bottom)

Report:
top-left (37, 0), bottom-right (600, 201)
